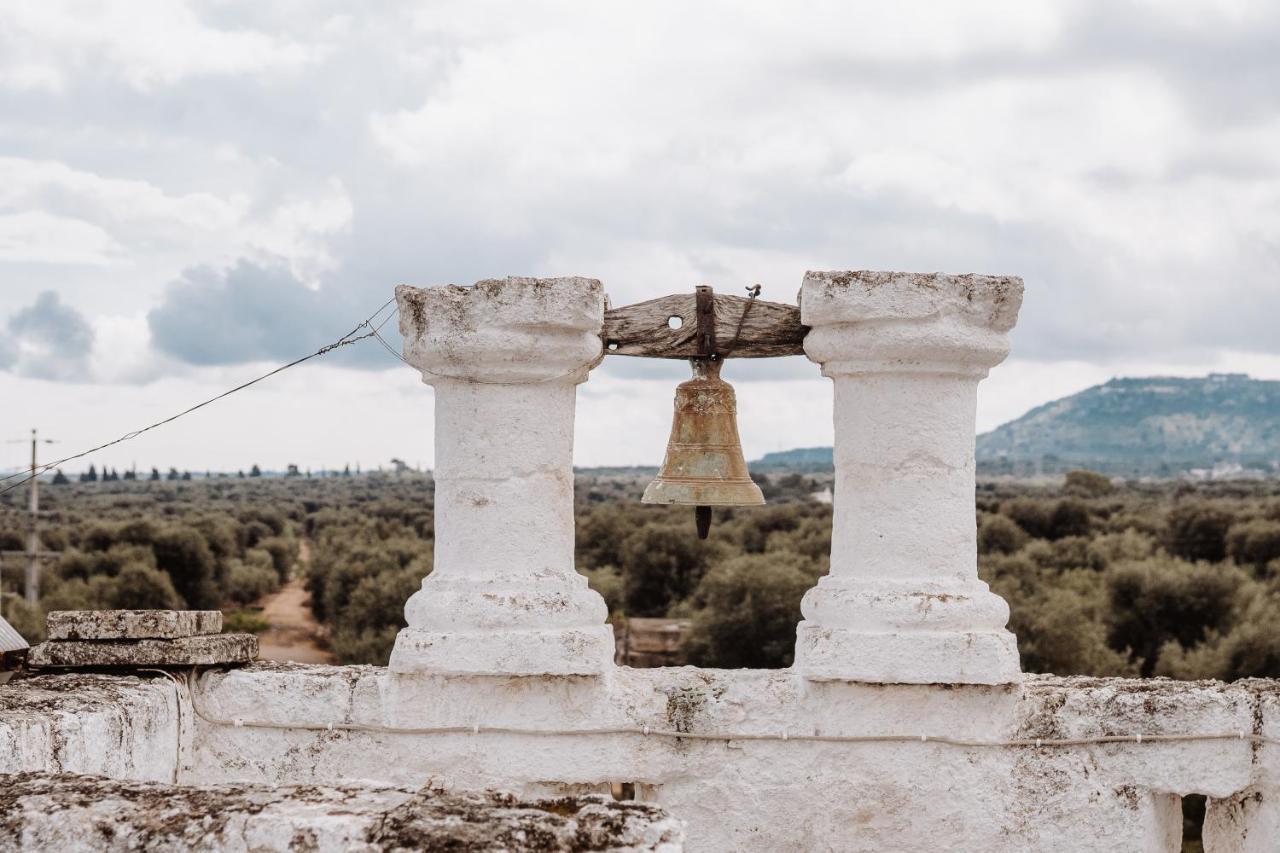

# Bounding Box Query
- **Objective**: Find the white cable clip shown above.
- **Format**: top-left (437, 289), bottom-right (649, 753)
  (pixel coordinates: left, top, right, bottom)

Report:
top-left (920, 734), bottom-right (928, 743)
top-left (1135, 733), bottom-right (1142, 744)
top-left (472, 723), bottom-right (480, 736)
top-left (643, 725), bottom-right (650, 736)
top-left (326, 722), bottom-right (334, 731)
top-left (781, 729), bottom-right (788, 741)
top-left (1238, 731), bottom-right (1246, 740)
top-left (1035, 738), bottom-right (1042, 749)
top-left (233, 718), bottom-right (244, 728)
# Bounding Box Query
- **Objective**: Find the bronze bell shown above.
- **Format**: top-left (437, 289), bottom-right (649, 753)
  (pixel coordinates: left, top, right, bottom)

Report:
top-left (642, 358), bottom-right (765, 538)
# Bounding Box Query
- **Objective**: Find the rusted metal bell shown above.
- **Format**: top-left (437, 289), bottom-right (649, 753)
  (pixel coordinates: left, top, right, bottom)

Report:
top-left (642, 358), bottom-right (765, 538)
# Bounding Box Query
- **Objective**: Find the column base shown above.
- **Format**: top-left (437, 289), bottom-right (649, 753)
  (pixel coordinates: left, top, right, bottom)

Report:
top-left (389, 625), bottom-right (616, 676)
top-left (794, 622), bottom-right (1022, 685)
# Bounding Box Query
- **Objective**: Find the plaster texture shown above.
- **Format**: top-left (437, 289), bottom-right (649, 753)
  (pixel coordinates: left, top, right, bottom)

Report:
top-left (0, 673), bottom-right (179, 782)
top-left (0, 772), bottom-right (684, 852)
top-left (29, 633), bottom-right (257, 668)
top-left (796, 269), bottom-right (1024, 684)
top-left (390, 277), bottom-right (613, 676)
top-left (176, 664), bottom-right (1278, 852)
top-left (46, 609), bottom-right (222, 640)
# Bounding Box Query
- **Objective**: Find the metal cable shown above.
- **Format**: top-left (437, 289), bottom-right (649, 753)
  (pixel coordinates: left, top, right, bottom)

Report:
top-left (719, 284), bottom-right (762, 358)
top-left (175, 671), bottom-right (1280, 749)
top-left (0, 297), bottom-right (398, 495)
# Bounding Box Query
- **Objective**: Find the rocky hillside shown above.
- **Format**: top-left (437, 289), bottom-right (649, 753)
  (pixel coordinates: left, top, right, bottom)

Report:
top-left (976, 374), bottom-right (1280, 477)
top-left (751, 374), bottom-right (1280, 478)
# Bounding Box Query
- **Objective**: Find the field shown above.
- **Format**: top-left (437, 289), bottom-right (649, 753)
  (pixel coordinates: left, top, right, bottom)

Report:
top-left (3, 470), bottom-right (1280, 681)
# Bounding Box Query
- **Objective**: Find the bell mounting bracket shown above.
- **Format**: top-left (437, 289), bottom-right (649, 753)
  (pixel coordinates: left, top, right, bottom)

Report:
top-left (695, 285), bottom-right (716, 359)
top-left (601, 285), bottom-right (807, 360)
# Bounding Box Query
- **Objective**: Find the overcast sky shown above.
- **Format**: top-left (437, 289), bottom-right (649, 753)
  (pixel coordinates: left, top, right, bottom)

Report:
top-left (2, 0), bottom-right (1279, 474)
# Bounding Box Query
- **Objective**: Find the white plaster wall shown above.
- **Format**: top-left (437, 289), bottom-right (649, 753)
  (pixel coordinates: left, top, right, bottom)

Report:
top-left (3, 667), bottom-right (1276, 850)
top-left (186, 665), bottom-right (1278, 852)
top-left (0, 673), bottom-right (179, 783)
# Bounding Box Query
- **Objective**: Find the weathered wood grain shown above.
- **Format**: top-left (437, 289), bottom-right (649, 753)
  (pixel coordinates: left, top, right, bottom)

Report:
top-left (602, 293), bottom-right (807, 358)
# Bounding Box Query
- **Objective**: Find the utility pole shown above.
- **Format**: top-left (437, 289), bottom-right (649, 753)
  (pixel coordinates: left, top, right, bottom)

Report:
top-left (2, 430), bottom-right (60, 609)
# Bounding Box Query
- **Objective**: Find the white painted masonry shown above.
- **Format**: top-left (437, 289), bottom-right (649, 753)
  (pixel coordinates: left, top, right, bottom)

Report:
top-left (4, 273), bottom-right (1278, 852)
top-left (3, 667), bottom-right (1279, 851)
top-left (389, 277), bottom-right (615, 676)
top-left (795, 271), bottom-right (1023, 683)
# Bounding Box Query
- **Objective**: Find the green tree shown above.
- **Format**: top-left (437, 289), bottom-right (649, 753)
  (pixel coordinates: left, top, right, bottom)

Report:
top-left (1165, 502), bottom-right (1234, 562)
top-left (1064, 470), bottom-right (1114, 497)
top-left (978, 514), bottom-right (1028, 555)
top-left (152, 528), bottom-right (219, 609)
top-left (107, 564), bottom-right (184, 610)
top-left (682, 553), bottom-right (820, 668)
top-left (1226, 520), bottom-right (1280, 572)
top-left (1106, 556), bottom-right (1244, 676)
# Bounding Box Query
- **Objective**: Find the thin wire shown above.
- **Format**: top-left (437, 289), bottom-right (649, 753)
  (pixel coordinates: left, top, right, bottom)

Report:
top-left (177, 671), bottom-right (1280, 749)
top-left (0, 297), bottom-right (397, 496)
top-left (719, 284), bottom-right (762, 358)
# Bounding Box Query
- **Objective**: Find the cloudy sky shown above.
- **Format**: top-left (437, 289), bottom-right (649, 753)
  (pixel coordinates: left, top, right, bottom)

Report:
top-left (2, 0), bottom-right (1279, 474)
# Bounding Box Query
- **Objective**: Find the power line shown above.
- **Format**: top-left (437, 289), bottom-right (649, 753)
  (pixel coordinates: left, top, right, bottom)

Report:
top-left (0, 297), bottom-right (400, 497)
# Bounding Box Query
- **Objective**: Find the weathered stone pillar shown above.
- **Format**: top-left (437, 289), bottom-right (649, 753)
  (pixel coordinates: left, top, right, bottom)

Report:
top-left (794, 270), bottom-right (1023, 684)
top-left (389, 277), bottom-right (614, 676)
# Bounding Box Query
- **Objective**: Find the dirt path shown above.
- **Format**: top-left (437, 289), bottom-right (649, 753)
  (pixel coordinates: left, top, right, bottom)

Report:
top-left (254, 540), bottom-right (332, 664)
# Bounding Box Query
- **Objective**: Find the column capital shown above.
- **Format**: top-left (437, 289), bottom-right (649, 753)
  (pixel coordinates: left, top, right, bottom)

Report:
top-left (800, 270), bottom-right (1023, 377)
top-left (396, 277), bottom-right (606, 385)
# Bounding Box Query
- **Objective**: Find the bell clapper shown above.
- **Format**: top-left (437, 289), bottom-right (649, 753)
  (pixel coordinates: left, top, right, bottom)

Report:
top-left (695, 505), bottom-right (712, 540)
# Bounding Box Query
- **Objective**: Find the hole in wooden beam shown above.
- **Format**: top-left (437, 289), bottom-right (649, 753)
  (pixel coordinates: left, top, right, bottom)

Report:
top-left (610, 782), bottom-right (637, 801)
top-left (606, 340), bottom-right (619, 351)
top-left (667, 316), bottom-right (683, 330)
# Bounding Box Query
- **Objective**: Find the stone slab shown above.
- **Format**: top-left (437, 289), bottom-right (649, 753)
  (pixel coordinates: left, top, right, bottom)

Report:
top-left (28, 634), bottom-right (256, 668)
top-left (47, 609), bottom-right (222, 640)
top-left (0, 773), bottom-right (685, 852)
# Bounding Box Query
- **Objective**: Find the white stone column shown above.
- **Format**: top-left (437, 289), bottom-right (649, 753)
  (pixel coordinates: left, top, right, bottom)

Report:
top-left (388, 277), bottom-right (615, 676)
top-left (794, 270), bottom-right (1024, 684)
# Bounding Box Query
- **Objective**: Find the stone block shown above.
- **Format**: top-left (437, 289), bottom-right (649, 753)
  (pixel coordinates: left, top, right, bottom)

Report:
top-left (28, 634), bottom-right (256, 668)
top-left (0, 773), bottom-right (685, 852)
top-left (46, 610), bottom-right (222, 640)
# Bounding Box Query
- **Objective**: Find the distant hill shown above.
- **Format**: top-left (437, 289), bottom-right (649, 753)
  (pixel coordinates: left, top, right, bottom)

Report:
top-left (750, 374), bottom-right (1280, 479)
top-left (753, 447), bottom-right (833, 472)
top-left (977, 374), bottom-right (1280, 477)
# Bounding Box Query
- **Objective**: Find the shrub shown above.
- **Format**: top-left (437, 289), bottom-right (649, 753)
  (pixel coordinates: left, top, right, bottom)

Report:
top-left (619, 523), bottom-right (723, 616)
top-left (1013, 586), bottom-right (1136, 677)
top-left (1064, 470), bottom-right (1114, 497)
top-left (1226, 520), bottom-right (1280, 571)
top-left (1002, 498), bottom-right (1054, 540)
top-left (106, 564), bottom-right (184, 610)
top-left (1106, 556), bottom-right (1245, 676)
top-left (1088, 529), bottom-right (1157, 565)
top-left (153, 527), bottom-right (220, 609)
top-left (225, 559), bottom-right (279, 606)
top-left (585, 565), bottom-right (625, 614)
top-left (222, 609), bottom-right (271, 634)
top-left (257, 536), bottom-right (297, 582)
top-left (682, 553), bottom-right (820, 668)
top-left (1048, 499), bottom-right (1092, 540)
top-left (1165, 502), bottom-right (1234, 563)
top-left (978, 514), bottom-right (1027, 555)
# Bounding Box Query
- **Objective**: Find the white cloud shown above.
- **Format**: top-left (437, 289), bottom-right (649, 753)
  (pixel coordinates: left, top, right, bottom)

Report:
top-left (0, 1), bottom-right (318, 92)
top-left (2, 0), bottom-right (1280, 468)
top-left (0, 212), bottom-right (120, 265)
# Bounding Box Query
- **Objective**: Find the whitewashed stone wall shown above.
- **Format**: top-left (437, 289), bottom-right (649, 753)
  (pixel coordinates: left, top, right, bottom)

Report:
top-left (3, 667), bottom-right (1278, 851)
top-left (0, 673), bottom-right (179, 782)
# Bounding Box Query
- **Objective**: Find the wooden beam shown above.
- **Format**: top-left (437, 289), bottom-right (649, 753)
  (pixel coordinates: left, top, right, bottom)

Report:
top-left (602, 292), bottom-right (807, 359)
